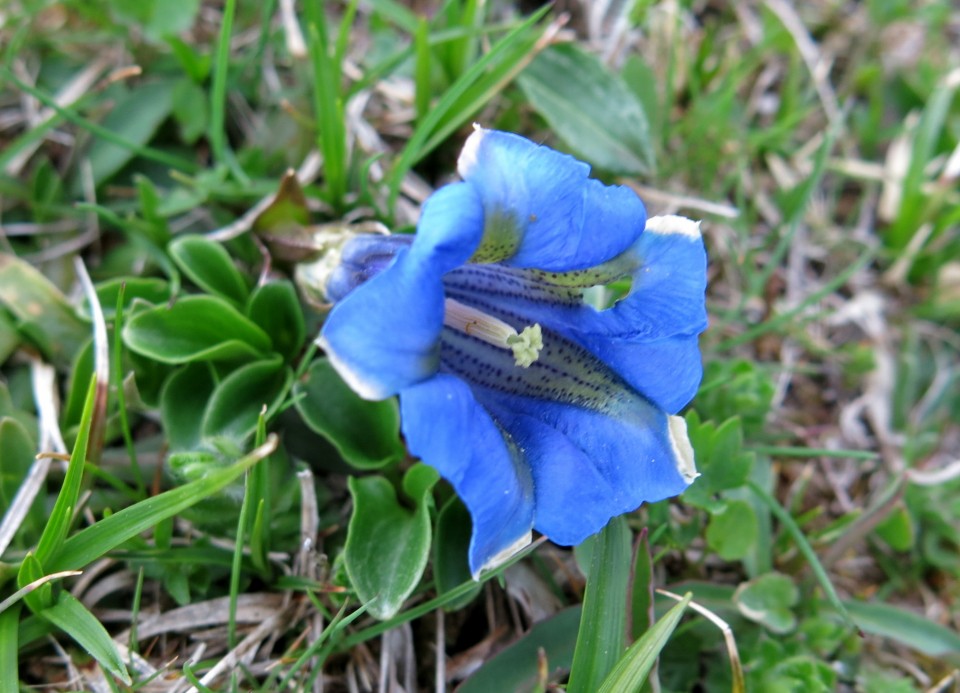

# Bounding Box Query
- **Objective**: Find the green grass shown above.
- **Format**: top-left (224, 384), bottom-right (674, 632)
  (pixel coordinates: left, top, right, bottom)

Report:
top-left (1, 1), bottom-right (958, 690)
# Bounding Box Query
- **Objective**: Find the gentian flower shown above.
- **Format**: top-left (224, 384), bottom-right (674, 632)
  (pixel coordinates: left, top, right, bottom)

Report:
top-left (317, 128), bottom-right (707, 577)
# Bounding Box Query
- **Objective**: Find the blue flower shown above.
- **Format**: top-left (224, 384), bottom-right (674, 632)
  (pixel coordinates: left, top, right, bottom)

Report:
top-left (319, 128), bottom-right (707, 577)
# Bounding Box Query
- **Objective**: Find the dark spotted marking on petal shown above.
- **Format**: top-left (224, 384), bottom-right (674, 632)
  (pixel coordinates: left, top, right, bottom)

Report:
top-left (469, 209), bottom-right (523, 263)
top-left (439, 321), bottom-right (632, 414)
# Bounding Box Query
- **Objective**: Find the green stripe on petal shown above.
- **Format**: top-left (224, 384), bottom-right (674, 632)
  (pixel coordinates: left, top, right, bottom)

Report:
top-left (469, 208), bottom-right (523, 263)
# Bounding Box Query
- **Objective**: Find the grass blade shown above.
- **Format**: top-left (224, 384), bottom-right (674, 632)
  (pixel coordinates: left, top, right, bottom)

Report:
top-left (748, 480), bottom-right (860, 634)
top-left (304, 0), bottom-right (348, 212)
top-left (387, 6), bottom-right (552, 210)
top-left (31, 375), bottom-right (96, 568)
top-left (47, 435), bottom-right (277, 573)
top-left (843, 599), bottom-right (960, 658)
top-left (0, 67), bottom-right (198, 174)
top-left (40, 591), bottom-right (131, 685)
top-left (209, 0), bottom-right (248, 183)
top-left (567, 516), bottom-right (632, 693)
top-left (0, 602), bottom-right (20, 690)
top-left (598, 593), bottom-right (691, 693)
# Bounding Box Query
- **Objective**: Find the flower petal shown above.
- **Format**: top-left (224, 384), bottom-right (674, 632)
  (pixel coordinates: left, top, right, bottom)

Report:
top-left (325, 234), bottom-right (413, 303)
top-left (319, 250), bottom-right (443, 400)
top-left (596, 215), bottom-right (708, 340)
top-left (319, 184), bottom-right (487, 401)
top-left (580, 332), bottom-right (704, 414)
top-left (409, 182), bottom-right (486, 270)
top-left (399, 374), bottom-right (534, 577)
top-left (441, 263), bottom-right (703, 413)
top-left (458, 128), bottom-right (644, 270)
top-left (478, 390), bottom-right (696, 545)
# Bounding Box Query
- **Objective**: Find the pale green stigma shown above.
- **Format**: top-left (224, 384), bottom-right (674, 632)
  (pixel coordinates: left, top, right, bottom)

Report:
top-left (444, 298), bottom-right (543, 368)
top-left (505, 325), bottom-right (543, 367)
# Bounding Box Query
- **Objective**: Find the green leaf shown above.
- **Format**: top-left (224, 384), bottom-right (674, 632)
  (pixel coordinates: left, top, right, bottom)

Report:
top-left (61, 338), bottom-right (94, 431)
top-left (734, 572), bottom-right (799, 634)
top-left (518, 43), bottom-right (655, 175)
top-left (458, 606), bottom-right (582, 693)
top-left (94, 277), bottom-right (170, 320)
top-left (598, 594), bottom-right (692, 693)
top-left (304, 0), bottom-right (348, 210)
top-left (246, 280), bottom-right (306, 363)
top-left (123, 294), bottom-right (272, 363)
top-left (630, 530), bottom-right (653, 640)
top-left (344, 472), bottom-right (435, 620)
top-left (843, 599), bottom-right (960, 658)
top-left (706, 499), bottom-right (759, 561)
top-left (169, 234), bottom-right (250, 306)
top-left (201, 358), bottom-right (292, 441)
top-left (30, 376), bottom-right (96, 569)
top-left (0, 416), bottom-right (35, 510)
top-left (388, 6), bottom-right (551, 208)
top-left (160, 362), bottom-right (216, 451)
top-left (167, 35), bottom-right (212, 83)
top-left (39, 592), bottom-right (131, 685)
top-left (17, 554), bottom-right (50, 613)
top-left (683, 414), bottom-right (755, 511)
top-left (109, 0), bottom-right (200, 41)
top-left (0, 417), bottom-right (44, 540)
top-left (747, 480), bottom-right (858, 632)
top-left (47, 436), bottom-right (276, 572)
top-left (567, 516), bottom-right (632, 693)
top-left (696, 361), bottom-right (776, 438)
top-left (80, 80), bottom-right (176, 187)
top-left (252, 172), bottom-right (311, 242)
top-left (0, 310), bottom-right (20, 365)
top-left (0, 603), bottom-right (19, 690)
top-left (873, 504), bottom-right (914, 552)
top-left (402, 462), bottom-right (440, 502)
top-left (171, 78), bottom-right (208, 144)
top-left (433, 497), bottom-right (481, 609)
top-left (0, 254), bottom-right (90, 370)
top-left (294, 358), bottom-right (404, 469)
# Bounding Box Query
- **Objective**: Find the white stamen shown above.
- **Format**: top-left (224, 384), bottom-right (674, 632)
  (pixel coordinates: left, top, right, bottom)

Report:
top-left (443, 298), bottom-right (543, 368)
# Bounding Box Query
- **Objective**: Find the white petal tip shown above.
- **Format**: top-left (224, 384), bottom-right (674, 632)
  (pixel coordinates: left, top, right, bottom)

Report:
top-left (472, 531), bottom-right (532, 580)
top-left (316, 334), bottom-right (389, 401)
top-left (667, 414), bottom-right (699, 484)
top-left (458, 127), bottom-right (488, 178)
top-left (645, 215), bottom-right (702, 239)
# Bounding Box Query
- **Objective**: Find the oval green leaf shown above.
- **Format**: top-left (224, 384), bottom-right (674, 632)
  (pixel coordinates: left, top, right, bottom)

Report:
top-left (246, 280), bottom-right (306, 363)
top-left (93, 277), bottom-right (171, 320)
top-left (344, 474), bottom-right (433, 620)
top-left (734, 572), bottom-right (799, 634)
top-left (201, 358), bottom-right (292, 442)
top-left (0, 253), bottom-right (90, 370)
top-left (122, 294), bottom-right (272, 363)
top-left (293, 358), bottom-right (404, 469)
top-left (706, 499), bottom-right (759, 561)
top-left (0, 417), bottom-right (44, 540)
top-left (160, 362), bottom-right (216, 451)
top-left (168, 234), bottom-right (249, 306)
top-left (434, 496), bottom-right (481, 609)
top-left (517, 43), bottom-right (655, 175)
top-left (80, 80), bottom-right (176, 188)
